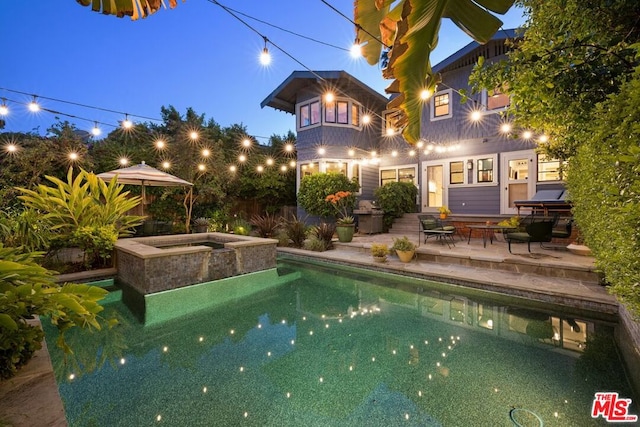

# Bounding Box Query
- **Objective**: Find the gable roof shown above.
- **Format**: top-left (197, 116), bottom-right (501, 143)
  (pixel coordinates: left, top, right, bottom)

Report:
top-left (261, 70), bottom-right (389, 114)
top-left (433, 28), bottom-right (518, 74)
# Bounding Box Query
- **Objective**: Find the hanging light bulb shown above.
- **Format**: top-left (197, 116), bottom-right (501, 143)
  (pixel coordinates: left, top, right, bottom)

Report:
top-left (6, 144), bottom-right (18, 153)
top-left (420, 88), bottom-right (432, 100)
top-left (198, 164), bottom-right (206, 171)
top-left (256, 165), bottom-right (264, 173)
top-left (189, 130), bottom-right (199, 140)
top-left (122, 114), bottom-right (133, 129)
top-left (500, 123), bottom-right (512, 134)
top-left (28, 96), bottom-right (40, 112)
top-left (119, 157), bottom-right (129, 166)
top-left (522, 130), bottom-right (533, 140)
top-left (284, 143), bottom-right (294, 153)
top-left (201, 148), bottom-right (211, 157)
top-left (470, 110), bottom-right (482, 121)
top-left (280, 165), bottom-right (288, 172)
top-left (538, 134), bottom-right (549, 143)
top-left (362, 114), bottom-right (371, 124)
top-left (289, 160), bottom-right (296, 168)
top-left (68, 152), bottom-right (79, 161)
top-left (161, 161), bottom-right (171, 169)
top-left (91, 122), bottom-right (101, 137)
top-left (238, 154), bottom-right (247, 163)
top-left (324, 92), bottom-right (335, 103)
top-left (260, 37), bottom-right (271, 66)
top-left (155, 139), bottom-right (166, 149)
top-left (266, 157), bottom-right (274, 166)
top-left (229, 165), bottom-right (237, 172)
top-left (350, 38), bottom-right (362, 58)
top-left (0, 99), bottom-right (9, 116)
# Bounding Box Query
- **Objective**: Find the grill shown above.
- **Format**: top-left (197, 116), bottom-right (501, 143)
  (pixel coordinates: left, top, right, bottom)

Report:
top-left (353, 200), bottom-right (383, 234)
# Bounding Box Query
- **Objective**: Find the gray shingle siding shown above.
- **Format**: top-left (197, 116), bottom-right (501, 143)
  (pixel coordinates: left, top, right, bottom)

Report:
top-left (449, 186), bottom-right (501, 215)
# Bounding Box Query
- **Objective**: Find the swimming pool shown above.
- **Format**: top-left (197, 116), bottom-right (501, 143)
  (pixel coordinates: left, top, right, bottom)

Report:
top-left (44, 257), bottom-right (635, 426)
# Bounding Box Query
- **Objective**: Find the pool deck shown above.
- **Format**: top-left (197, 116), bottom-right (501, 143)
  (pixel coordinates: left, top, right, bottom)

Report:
top-left (0, 230), bottom-right (618, 427)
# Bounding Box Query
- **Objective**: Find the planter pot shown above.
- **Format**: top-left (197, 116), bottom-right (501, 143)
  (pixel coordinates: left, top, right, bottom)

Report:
top-left (372, 255), bottom-right (387, 263)
top-left (336, 224), bottom-right (355, 243)
top-left (567, 243), bottom-right (592, 256)
top-left (440, 213), bottom-right (448, 220)
top-left (396, 249), bottom-right (415, 263)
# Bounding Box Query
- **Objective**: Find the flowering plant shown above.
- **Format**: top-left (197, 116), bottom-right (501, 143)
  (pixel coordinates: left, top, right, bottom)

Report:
top-left (325, 191), bottom-right (356, 225)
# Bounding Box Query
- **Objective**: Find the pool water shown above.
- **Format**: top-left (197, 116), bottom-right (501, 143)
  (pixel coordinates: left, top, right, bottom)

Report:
top-left (43, 258), bottom-right (635, 426)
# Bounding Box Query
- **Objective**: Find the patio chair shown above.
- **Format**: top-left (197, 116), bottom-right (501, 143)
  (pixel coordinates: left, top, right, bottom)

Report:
top-left (505, 220), bottom-right (554, 253)
top-left (418, 215), bottom-right (456, 248)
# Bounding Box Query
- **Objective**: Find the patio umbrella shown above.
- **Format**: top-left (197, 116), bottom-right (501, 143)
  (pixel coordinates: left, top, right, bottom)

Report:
top-left (96, 161), bottom-right (193, 212)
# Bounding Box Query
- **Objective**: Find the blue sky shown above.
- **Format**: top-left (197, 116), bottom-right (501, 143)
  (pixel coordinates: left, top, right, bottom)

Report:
top-left (0, 1), bottom-right (526, 142)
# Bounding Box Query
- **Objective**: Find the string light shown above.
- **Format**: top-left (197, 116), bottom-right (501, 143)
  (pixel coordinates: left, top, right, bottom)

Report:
top-left (350, 38), bottom-right (362, 58)
top-left (155, 139), bottom-right (166, 149)
top-left (28, 96), bottom-right (40, 112)
top-left (122, 114), bottom-right (133, 129)
top-left (189, 131), bottom-right (199, 140)
top-left (260, 36), bottom-right (271, 66)
top-left (161, 161), bottom-right (171, 169)
top-left (420, 89), bottom-right (432, 100)
top-left (0, 100), bottom-right (8, 116)
top-left (91, 121), bottom-right (101, 136)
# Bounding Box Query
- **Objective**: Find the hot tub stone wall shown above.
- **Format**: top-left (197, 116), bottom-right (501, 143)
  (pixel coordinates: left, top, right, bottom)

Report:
top-left (115, 233), bottom-right (277, 296)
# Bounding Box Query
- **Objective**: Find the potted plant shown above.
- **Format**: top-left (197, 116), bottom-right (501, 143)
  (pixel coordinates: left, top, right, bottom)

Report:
top-left (370, 243), bottom-right (389, 263)
top-left (325, 191), bottom-right (356, 242)
top-left (193, 217), bottom-right (210, 233)
top-left (438, 206), bottom-right (451, 220)
top-left (392, 236), bottom-right (416, 263)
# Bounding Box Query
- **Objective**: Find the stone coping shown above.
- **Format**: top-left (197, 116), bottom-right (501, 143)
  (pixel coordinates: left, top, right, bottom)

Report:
top-left (115, 233), bottom-right (278, 259)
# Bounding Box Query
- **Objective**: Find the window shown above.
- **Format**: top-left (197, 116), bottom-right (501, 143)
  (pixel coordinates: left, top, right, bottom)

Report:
top-left (380, 169), bottom-right (397, 186)
top-left (380, 166), bottom-right (417, 186)
top-left (477, 158), bottom-right (494, 183)
top-left (325, 102), bottom-right (336, 123)
top-left (538, 154), bottom-right (565, 181)
top-left (431, 89), bottom-right (452, 120)
top-left (299, 162), bottom-right (318, 179)
top-left (337, 101), bottom-right (348, 124)
top-left (299, 101), bottom-right (320, 128)
top-left (383, 109), bottom-right (401, 135)
top-left (398, 168), bottom-right (415, 183)
top-left (487, 87), bottom-right (510, 110)
top-left (449, 161), bottom-right (464, 185)
top-left (351, 104), bottom-right (360, 126)
top-left (325, 161), bottom-right (347, 175)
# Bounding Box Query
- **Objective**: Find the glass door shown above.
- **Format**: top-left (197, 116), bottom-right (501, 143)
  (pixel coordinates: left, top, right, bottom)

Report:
top-left (422, 162), bottom-right (445, 211)
top-left (501, 150), bottom-right (535, 214)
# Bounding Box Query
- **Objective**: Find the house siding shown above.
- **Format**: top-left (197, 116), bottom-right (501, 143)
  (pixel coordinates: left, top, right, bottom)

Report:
top-left (449, 186), bottom-right (501, 215)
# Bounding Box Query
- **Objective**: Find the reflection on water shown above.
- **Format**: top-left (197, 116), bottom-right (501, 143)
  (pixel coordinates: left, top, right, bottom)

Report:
top-left (43, 258), bottom-right (634, 427)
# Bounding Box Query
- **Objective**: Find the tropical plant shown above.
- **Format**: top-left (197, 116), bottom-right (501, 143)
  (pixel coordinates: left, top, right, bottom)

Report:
top-left (0, 245), bottom-right (111, 380)
top-left (392, 236), bottom-right (416, 252)
top-left (76, 0), bottom-right (183, 20)
top-left (370, 243), bottom-right (389, 257)
top-left (354, 0), bottom-right (515, 143)
top-left (69, 225), bottom-right (119, 268)
top-left (283, 215), bottom-right (308, 248)
top-left (0, 208), bottom-right (52, 252)
top-left (374, 181), bottom-right (418, 229)
top-left (249, 213), bottom-right (281, 238)
top-left (17, 168), bottom-right (143, 238)
top-left (298, 173), bottom-right (359, 219)
top-left (325, 191), bottom-right (357, 224)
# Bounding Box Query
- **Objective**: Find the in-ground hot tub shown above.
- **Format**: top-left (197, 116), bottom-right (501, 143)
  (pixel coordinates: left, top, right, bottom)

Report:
top-left (114, 233), bottom-right (280, 323)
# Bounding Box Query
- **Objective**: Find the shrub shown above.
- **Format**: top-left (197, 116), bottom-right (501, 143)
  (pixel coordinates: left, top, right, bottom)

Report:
top-left (374, 182), bottom-right (418, 229)
top-left (0, 208), bottom-right (52, 252)
top-left (298, 173), bottom-right (359, 218)
top-left (0, 245), bottom-right (111, 379)
top-left (308, 222), bottom-right (335, 251)
top-left (250, 213), bottom-right (281, 238)
top-left (274, 230), bottom-right (290, 247)
top-left (231, 218), bottom-right (252, 236)
top-left (69, 225), bottom-right (119, 268)
top-left (370, 243), bottom-right (389, 257)
top-left (392, 236), bottom-right (416, 252)
top-left (304, 236), bottom-right (327, 252)
top-left (283, 215), bottom-right (308, 248)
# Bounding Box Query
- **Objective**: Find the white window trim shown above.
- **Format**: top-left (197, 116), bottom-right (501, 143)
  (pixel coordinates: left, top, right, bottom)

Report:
top-left (379, 164), bottom-right (418, 185)
top-left (430, 89), bottom-right (453, 121)
top-left (322, 97), bottom-right (363, 130)
top-left (446, 157), bottom-right (468, 186)
top-left (296, 97), bottom-right (322, 132)
top-left (470, 154), bottom-right (499, 186)
top-left (480, 89), bottom-right (510, 114)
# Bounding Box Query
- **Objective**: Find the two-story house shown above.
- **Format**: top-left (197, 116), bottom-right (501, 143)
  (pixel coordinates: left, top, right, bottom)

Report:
top-left (261, 29), bottom-right (567, 222)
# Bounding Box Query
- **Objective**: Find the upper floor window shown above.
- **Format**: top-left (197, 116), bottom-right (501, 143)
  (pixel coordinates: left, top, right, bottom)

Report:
top-left (299, 101), bottom-right (320, 128)
top-left (431, 89), bottom-right (452, 121)
top-left (487, 86), bottom-right (510, 110)
top-left (383, 109), bottom-right (402, 135)
top-left (297, 97), bottom-right (362, 131)
top-left (537, 154), bottom-right (565, 181)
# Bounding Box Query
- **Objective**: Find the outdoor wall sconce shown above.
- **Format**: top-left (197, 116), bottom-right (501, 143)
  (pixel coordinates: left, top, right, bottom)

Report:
top-left (467, 159), bottom-right (474, 170)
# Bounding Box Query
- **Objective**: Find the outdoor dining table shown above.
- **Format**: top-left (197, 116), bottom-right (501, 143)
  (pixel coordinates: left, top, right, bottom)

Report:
top-left (466, 224), bottom-right (517, 248)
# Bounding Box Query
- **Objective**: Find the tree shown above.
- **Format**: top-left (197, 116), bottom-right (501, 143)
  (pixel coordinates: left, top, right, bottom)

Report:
top-left (470, 0), bottom-right (640, 314)
top-left (355, 0), bottom-right (515, 143)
